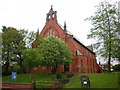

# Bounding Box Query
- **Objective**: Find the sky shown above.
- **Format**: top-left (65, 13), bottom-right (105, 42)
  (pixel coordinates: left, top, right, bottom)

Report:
top-left (0, 0), bottom-right (119, 64)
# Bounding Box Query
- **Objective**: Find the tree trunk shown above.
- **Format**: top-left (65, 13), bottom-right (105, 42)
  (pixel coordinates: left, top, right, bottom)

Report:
top-left (5, 51), bottom-right (10, 75)
top-left (107, 28), bottom-right (111, 72)
top-left (108, 43), bottom-right (111, 72)
top-left (108, 58), bottom-right (111, 72)
top-left (30, 69), bottom-right (32, 81)
top-left (105, 6), bottom-right (112, 72)
top-left (19, 62), bottom-right (23, 73)
top-left (5, 61), bottom-right (9, 75)
top-left (19, 54), bottom-right (24, 73)
top-left (51, 64), bottom-right (58, 73)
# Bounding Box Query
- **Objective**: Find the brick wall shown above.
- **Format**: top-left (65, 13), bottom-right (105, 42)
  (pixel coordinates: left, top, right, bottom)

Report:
top-left (1, 82), bottom-right (33, 89)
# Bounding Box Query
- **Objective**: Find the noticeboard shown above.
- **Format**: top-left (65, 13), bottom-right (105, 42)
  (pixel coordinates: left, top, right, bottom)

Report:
top-left (12, 72), bottom-right (17, 81)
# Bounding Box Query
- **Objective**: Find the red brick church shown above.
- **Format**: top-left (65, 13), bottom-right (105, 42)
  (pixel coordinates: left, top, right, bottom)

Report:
top-left (32, 7), bottom-right (103, 73)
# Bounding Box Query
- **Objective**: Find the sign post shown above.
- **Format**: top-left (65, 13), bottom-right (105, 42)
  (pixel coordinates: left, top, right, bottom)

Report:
top-left (12, 72), bottom-right (17, 81)
top-left (81, 75), bottom-right (90, 87)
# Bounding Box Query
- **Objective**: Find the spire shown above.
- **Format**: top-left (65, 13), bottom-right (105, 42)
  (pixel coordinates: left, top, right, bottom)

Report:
top-left (37, 28), bottom-right (39, 34)
top-left (49, 5), bottom-right (54, 14)
top-left (36, 28), bottom-right (40, 38)
top-left (51, 5), bottom-right (53, 10)
top-left (64, 21), bottom-right (67, 31)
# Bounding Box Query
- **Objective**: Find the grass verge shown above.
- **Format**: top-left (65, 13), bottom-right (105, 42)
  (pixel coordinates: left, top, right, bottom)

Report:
top-left (2, 73), bottom-right (58, 88)
top-left (64, 73), bottom-right (119, 88)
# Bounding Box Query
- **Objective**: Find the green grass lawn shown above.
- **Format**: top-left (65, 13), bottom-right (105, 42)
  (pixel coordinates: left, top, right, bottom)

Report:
top-left (2, 73), bottom-right (120, 88)
top-left (2, 73), bottom-right (55, 83)
top-left (2, 73), bottom-right (64, 88)
top-left (64, 73), bottom-right (120, 88)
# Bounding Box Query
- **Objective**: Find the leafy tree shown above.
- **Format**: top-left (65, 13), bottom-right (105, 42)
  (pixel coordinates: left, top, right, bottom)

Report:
top-left (39, 36), bottom-right (72, 73)
top-left (32, 29), bottom-right (44, 48)
top-left (14, 30), bottom-right (37, 73)
top-left (8, 64), bottom-right (21, 73)
top-left (1, 26), bottom-right (36, 75)
top-left (86, 1), bottom-right (120, 72)
top-left (2, 26), bottom-right (23, 75)
top-left (22, 48), bottom-right (41, 80)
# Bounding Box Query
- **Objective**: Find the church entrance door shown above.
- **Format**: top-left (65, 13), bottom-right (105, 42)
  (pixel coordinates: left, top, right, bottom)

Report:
top-left (64, 64), bottom-right (69, 72)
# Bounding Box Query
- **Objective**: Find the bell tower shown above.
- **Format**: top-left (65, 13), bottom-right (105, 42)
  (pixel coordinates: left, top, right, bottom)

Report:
top-left (46, 5), bottom-right (57, 23)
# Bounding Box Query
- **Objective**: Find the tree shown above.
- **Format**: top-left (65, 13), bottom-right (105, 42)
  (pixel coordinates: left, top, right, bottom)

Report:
top-left (39, 36), bottom-right (72, 73)
top-left (32, 29), bottom-right (44, 48)
top-left (2, 26), bottom-right (25, 75)
top-left (2, 26), bottom-right (37, 75)
top-left (86, 1), bottom-right (120, 72)
top-left (22, 48), bottom-right (41, 79)
top-left (15, 30), bottom-right (37, 73)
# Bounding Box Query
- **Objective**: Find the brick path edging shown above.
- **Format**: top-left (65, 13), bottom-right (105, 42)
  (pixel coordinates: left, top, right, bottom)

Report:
top-left (0, 82), bottom-right (33, 89)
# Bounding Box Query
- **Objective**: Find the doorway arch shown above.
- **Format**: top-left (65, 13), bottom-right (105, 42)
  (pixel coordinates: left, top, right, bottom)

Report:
top-left (64, 64), bottom-right (69, 72)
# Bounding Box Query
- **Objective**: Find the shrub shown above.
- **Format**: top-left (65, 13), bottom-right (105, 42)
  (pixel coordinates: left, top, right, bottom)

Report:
top-left (56, 73), bottom-right (63, 80)
top-left (113, 64), bottom-right (120, 72)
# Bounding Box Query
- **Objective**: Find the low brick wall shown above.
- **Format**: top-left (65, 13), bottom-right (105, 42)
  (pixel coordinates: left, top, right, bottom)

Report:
top-left (0, 82), bottom-right (33, 89)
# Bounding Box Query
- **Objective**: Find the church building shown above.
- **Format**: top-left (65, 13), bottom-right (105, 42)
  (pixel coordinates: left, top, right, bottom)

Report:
top-left (32, 7), bottom-right (103, 73)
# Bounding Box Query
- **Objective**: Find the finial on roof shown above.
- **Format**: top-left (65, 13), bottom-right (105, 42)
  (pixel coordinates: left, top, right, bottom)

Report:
top-left (51, 5), bottom-right (53, 10)
top-left (37, 28), bottom-right (39, 34)
top-left (64, 21), bottom-right (66, 26)
top-left (64, 21), bottom-right (67, 31)
top-left (48, 5), bottom-right (53, 14)
top-left (37, 28), bottom-right (39, 32)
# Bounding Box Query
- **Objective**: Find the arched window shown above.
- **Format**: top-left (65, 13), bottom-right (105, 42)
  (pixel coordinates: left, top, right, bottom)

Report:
top-left (52, 13), bottom-right (55, 18)
top-left (48, 15), bottom-right (50, 19)
top-left (50, 30), bottom-right (54, 36)
top-left (46, 32), bottom-right (49, 37)
top-left (80, 60), bottom-right (83, 67)
top-left (76, 50), bottom-right (82, 56)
